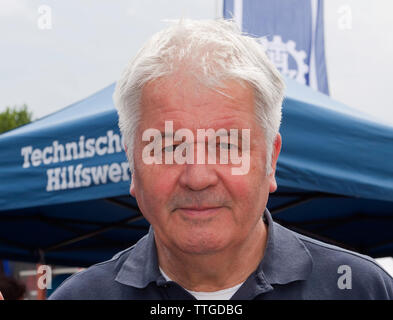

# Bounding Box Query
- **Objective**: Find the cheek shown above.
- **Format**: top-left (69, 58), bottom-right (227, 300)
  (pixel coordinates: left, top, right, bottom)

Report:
top-left (220, 155), bottom-right (268, 211)
top-left (151, 171), bottom-right (177, 203)
top-left (135, 165), bottom-right (178, 211)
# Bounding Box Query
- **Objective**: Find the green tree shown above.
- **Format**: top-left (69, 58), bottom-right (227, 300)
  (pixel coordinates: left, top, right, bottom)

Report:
top-left (0, 104), bottom-right (32, 134)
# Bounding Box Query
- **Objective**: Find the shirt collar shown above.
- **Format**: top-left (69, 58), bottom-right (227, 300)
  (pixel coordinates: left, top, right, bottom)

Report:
top-left (115, 208), bottom-right (313, 289)
top-left (115, 225), bottom-right (163, 288)
top-left (258, 208), bottom-right (313, 285)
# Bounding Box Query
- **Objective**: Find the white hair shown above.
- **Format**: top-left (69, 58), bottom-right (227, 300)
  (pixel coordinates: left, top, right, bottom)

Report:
top-left (113, 19), bottom-right (285, 175)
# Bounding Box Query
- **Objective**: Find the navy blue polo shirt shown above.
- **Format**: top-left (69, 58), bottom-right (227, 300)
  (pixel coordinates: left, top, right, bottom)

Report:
top-left (49, 209), bottom-right (393, 300)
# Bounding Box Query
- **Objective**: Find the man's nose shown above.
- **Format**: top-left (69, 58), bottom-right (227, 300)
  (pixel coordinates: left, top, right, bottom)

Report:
top-left (178, 163), bottom-right (219, 191)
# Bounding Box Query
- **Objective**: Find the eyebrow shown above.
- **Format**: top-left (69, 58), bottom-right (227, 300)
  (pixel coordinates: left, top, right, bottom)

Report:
top-left (155, 129), bottom-right (245, 140)
top-left (158, 131), bottom-right (174, 138)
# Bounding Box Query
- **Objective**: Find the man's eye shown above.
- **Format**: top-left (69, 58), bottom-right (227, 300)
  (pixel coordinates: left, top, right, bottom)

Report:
top-left (163, 145), bottom-right (178, 152)
top-left (218, 143), bottom-right (238, 150)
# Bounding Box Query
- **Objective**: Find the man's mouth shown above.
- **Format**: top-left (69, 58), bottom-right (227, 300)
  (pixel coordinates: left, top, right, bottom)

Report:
top-left (177, 206), bottom-right (223, 217)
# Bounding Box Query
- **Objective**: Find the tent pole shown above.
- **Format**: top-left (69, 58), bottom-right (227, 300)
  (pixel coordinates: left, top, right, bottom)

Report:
top-left (105, 197), bottom-right (141, 211)
top-left (36, 250), bottom-right (47, 300)
top-left (43, 213), bottom-right (144, 253)
top-left (275, 219), bottom-right (361, 253)
top-left (0, 235), bottom-right (35, 252)
top-left (270, 193), bottom-right (322, 214)
top-left (0, 213), bottom-right (144, 230)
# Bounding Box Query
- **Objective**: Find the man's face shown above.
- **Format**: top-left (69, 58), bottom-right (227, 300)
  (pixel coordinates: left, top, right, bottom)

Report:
top-left (130, 76), bottom-right (281, 254)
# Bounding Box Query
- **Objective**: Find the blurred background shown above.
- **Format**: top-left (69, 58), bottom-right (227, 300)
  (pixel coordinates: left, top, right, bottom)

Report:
top-left (1, 0), bottom-right (392, 123)
top-left (1, 0), bottom-right (392, 299)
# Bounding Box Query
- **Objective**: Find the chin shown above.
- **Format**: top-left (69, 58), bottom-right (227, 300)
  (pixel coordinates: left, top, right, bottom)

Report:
top-left (175, 232), bottom-right (230, 255)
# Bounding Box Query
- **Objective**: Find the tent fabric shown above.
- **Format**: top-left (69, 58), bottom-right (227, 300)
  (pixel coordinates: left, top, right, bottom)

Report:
top-left (0, 83), bottom-right (126, 211)
top-left (0, 78), bottom-right (392, 266)
top-left (279, 79), bottom-right (393, 202)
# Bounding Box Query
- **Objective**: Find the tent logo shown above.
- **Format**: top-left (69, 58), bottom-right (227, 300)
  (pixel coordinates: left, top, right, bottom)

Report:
top-left (20, 131), bottom-right (131, 192)
top-left (258, 35), bottom-right (309, 84)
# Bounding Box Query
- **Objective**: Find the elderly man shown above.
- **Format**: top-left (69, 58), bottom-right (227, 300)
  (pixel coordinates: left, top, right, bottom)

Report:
top-left (49, 19), bottom-right (393, 300)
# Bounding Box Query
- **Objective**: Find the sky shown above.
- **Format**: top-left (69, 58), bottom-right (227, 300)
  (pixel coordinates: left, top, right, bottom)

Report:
top-left (0, 0), bottom-right (393, 124)
top-left (324, 0), bottom-right (393, 126)
top-left (0, 0), bottom-right (217, 119)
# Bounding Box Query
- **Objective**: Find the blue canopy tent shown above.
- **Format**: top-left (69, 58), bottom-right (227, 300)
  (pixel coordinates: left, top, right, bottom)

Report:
top-left (0, 78), bottom-right (392, 267)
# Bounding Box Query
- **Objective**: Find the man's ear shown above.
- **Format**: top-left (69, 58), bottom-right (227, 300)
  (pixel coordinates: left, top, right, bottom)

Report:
top-left (130, 172), bottom-right (136, 197)
top-left (124, 144), bottom-right (136, 197)
top-left (269, 133), bottom-right (282, 193)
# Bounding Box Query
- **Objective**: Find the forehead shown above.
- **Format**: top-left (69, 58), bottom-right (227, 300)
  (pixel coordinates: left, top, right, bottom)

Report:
top-left (139, 76), bottom-right (256, 130)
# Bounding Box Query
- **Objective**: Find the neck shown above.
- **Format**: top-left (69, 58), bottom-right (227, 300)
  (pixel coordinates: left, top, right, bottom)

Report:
top-left (155, 218), bottom-right (268, 292)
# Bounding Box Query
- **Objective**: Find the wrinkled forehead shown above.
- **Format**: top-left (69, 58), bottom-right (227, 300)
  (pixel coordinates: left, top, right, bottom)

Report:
top-left (139, 75), bottom-right (257, 125)
top-left (134, 76), bottom-right (265, 149)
